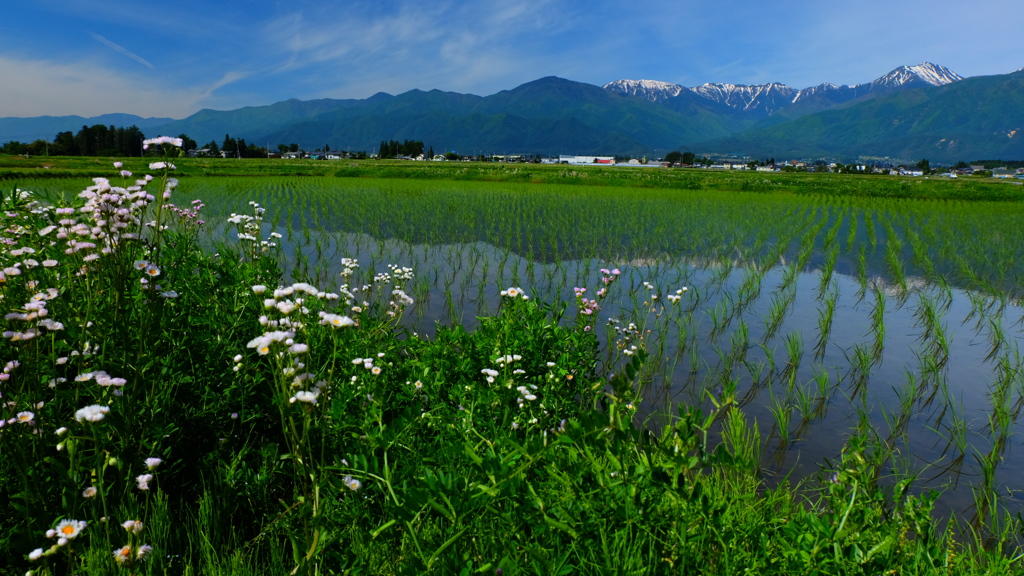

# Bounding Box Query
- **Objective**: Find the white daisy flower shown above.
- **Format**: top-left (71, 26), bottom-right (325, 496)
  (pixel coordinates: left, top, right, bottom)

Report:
top-left (74, 405), bottom-right (109, 423)
top-left (55, 519), bottom-right (86, 540)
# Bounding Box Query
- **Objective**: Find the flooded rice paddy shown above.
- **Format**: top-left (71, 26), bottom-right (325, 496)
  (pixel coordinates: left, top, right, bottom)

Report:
top-left (26, 174), bottom-right (1024, 524)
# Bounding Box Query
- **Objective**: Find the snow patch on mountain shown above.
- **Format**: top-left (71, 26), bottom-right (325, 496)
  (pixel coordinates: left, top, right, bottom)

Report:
top-left (605, 62), bottom-right (965, 116)
top-left (603, 79), bottom-right (684, 102)
top-left (791, 83), bottom-right (850, 103)
top-left (689, 82), bottom-right (797, 114)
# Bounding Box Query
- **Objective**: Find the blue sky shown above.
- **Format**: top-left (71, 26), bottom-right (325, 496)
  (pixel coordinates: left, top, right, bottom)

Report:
top-left (1, 0), bottom-right (1020, 119)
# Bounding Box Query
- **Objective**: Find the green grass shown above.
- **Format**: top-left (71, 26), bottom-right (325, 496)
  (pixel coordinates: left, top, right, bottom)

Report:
top-left (3, 154), bottom-right (1024, 574)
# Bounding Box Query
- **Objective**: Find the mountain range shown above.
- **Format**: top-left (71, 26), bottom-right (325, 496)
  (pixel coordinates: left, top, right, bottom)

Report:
top-left (2, 63), bottom-right (1021, 163)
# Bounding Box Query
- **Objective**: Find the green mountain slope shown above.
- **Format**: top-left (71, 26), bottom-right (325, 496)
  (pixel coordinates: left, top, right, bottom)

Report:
top-left (148, 98), bottom-right (370, 145)
top-left (153, 76), bottom-right (744, 155)
top-left (696, 71), bottom-right (1024, 162)
top-left (261, 111), bottom-right (646, 156)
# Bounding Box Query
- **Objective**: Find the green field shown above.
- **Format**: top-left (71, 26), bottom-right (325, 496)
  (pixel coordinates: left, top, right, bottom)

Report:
top-left (4, 154), bottom-right (1024, 201)
top-left (3, 156), bottom-right (1024, 574)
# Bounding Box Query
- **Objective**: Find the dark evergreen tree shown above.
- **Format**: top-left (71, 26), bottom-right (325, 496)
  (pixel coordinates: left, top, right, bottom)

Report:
top-left (177, 134), bottom-right (197, 152)
top-left (54, 132), bottom-right (77, 156)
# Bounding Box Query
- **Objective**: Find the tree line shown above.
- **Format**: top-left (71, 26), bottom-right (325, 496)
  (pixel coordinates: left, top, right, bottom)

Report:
top-left (0, 126), bottom-right (278, 158)
top-left (377, 139), bottom-right (428, 159)
top-left (1, 125), bottom-right (150, 157)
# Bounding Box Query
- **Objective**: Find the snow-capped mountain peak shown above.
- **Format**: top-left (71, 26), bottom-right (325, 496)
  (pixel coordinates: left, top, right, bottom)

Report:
top-left (603, 63), bottom-right (965, 117)
top-left (871, 62), bottom-right (963, 88)
top-left (603, 79), bottom-right (684, 101)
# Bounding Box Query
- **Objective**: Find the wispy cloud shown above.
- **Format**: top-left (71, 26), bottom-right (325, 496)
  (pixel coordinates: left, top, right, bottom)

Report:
top-left (191, 71), bottom-right (251, 106)
top-left (89, 33), bottom-right (155, 69)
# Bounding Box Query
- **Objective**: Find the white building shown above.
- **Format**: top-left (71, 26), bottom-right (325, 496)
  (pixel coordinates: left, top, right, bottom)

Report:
top-left (559, 155), bottom-right (615, 165)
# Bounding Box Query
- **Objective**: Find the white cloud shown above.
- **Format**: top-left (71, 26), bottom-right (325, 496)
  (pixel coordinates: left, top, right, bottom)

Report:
top-left (0, 55), bottom-right (203, 118)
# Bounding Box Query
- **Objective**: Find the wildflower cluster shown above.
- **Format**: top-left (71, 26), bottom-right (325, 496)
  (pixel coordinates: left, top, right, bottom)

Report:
top-left (228, 201), bottom-right (279, 259)
top-left (606, 277), bottom-right (689, 360)
top-left (469, 352), bottom-right (584, 431)
top-left (27, 518), bottom-right (87, 561)
top-left (246, 281), bottom-right (343, 405)
top-left (640, 280), bottom-right (687, 304)
top-left (0, 144), bottom-right (194, 572)
top-left (572, 267), bottom-right (622, 331)
top-left (77, 171), bottom-right (167, 250)
top-left (3, 288), bottom-right (63, 341)
top-left (666, 287), bottom-right (689, 303)
top-left (163, 198), bottom-right (206, 233)
top-left (23, 452), bottom-right (161, 565)
top-left (112, 518), bottom-right (152, 568)
top-left (346, 261), bottom-right (415, 319)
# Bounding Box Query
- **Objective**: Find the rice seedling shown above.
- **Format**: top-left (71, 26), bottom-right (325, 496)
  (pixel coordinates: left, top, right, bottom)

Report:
top-left (761, 289), bottom-right (790, 343)
top-left (782, 330), bottom-right (804, 380)
top-left (793, 379), bottom-right (817, 422)
top-left (869, 285), bottom-right (887, 364)
top-left (985, 316), bottom-right (1008, 363)
top-left (768, 386), bottom-right (793, 448)
top-left (813, 288), bottom-right (838, 362)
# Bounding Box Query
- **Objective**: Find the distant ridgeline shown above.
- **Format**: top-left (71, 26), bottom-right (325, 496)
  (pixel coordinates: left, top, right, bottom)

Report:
top-left (2, 63), bottom-right (1023, 164)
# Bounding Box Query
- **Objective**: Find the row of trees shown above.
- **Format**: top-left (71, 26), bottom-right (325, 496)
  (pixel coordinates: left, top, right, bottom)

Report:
top-left (206, 134), bottom-right (270, 158)
top-left (663, 151), bottom-right (716, 166)
top-left (378, 139), bottom-right (428, 159)
top-left (0, 127), bottom-right (279, 159)
top-left (1, 125), bottom-right (152, 157)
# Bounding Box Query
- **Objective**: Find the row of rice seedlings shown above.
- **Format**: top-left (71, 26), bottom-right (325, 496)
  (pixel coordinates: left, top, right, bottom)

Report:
top-left (905, 223), bottom-right (938, 281)
top-left (817, 207), bottom-right (845, 288)
top-left (818, 242), bottom-right (840, 298)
